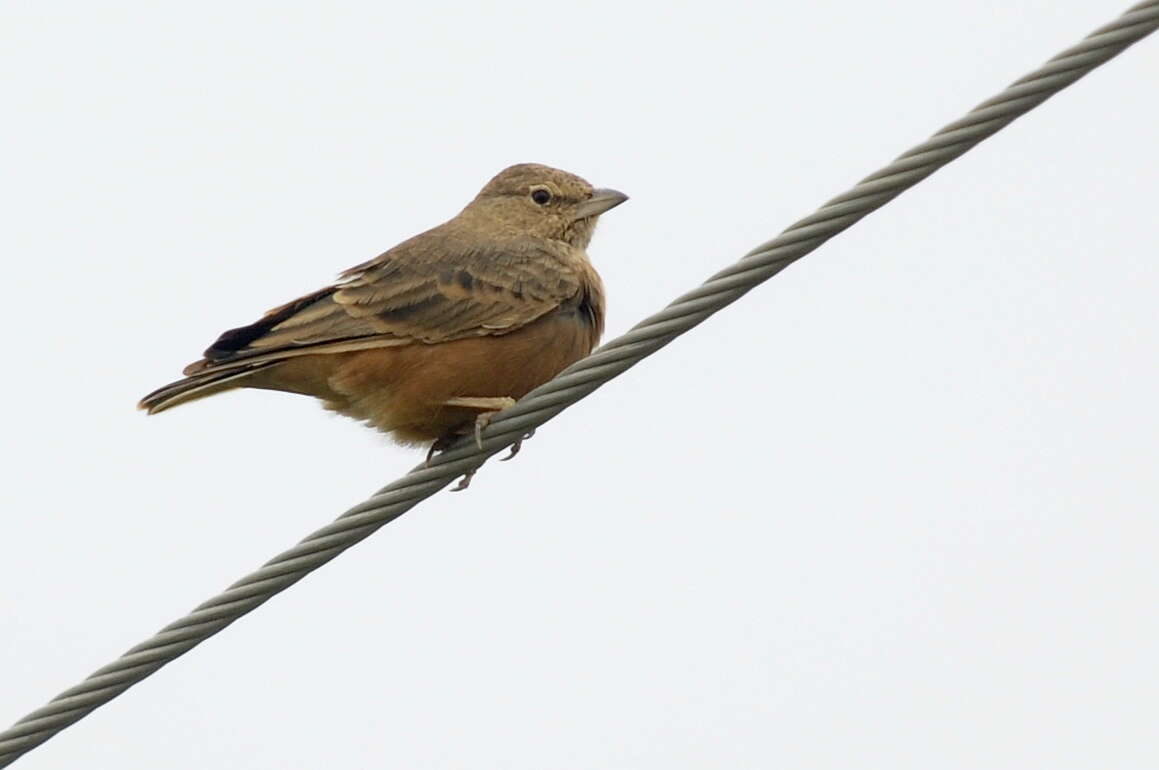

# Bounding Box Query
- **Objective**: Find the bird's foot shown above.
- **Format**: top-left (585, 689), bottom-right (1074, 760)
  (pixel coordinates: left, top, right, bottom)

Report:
top-left (443, 396), bottom-right (518, 450)
top-left (435, 395), bottom-right (519, 491)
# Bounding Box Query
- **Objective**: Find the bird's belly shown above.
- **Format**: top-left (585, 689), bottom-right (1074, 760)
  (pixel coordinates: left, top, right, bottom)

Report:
top-left (324, 309), bottom-right (597, 444)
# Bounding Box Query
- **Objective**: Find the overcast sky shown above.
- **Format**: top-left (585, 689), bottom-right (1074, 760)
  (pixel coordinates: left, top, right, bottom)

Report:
top-left (2, 2), bottom-right (1157, 768)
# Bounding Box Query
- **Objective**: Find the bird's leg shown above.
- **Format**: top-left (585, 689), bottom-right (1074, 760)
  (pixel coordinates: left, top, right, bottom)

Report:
top-left (443, 396), bottom-right (517, 449)
top-left (499, 429), bottom-right (536, 461)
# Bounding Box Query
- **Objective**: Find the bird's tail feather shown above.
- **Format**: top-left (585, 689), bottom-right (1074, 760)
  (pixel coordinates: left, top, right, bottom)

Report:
top-left (138, 364), bottom-right (274, 414)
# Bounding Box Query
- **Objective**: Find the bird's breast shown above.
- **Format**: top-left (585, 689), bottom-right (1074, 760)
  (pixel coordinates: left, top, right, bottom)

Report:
top-left (324, 303), bottom-right (601, 444)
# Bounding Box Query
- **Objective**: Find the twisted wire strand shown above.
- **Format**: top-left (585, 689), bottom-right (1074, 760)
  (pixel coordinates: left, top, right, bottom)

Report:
top-left (2, 2), bottom-right (1156, 765)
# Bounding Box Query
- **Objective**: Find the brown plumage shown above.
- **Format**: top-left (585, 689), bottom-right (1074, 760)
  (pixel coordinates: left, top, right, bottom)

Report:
top-left (139, 164), bottom-right (627, 464)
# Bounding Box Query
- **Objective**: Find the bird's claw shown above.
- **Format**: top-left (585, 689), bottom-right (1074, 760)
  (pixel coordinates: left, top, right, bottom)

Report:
top-left (450, 468), bottom-right (477, 492)
top-left (499, 430), bottom-right (536, 461)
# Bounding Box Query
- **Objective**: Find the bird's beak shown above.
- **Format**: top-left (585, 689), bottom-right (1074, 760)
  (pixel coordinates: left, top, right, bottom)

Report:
top-left (573, 188), bottom-right (628, 220)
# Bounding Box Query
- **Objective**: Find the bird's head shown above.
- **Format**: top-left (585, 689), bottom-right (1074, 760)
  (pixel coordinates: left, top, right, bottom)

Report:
top-left (466, 163), bottom-right (628, 249)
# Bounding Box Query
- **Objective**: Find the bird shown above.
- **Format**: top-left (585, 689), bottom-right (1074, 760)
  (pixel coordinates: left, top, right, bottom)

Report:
top-left (139, 163), bottom-right (627, 488)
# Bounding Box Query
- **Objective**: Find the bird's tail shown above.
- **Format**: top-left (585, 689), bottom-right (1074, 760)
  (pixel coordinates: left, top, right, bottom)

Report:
top-left (138, 363), bottom-right (275, 415)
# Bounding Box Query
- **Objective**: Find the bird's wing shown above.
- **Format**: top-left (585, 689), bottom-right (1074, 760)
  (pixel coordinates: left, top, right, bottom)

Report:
top-left (184, 235), bottom-right (582, 375)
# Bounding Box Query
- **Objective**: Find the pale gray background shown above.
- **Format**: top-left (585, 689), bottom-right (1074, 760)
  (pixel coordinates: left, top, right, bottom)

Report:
top-left (2, 1), bottom-right (1156, 768)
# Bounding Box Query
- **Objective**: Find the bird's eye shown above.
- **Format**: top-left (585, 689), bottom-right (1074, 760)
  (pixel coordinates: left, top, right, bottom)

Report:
top-left (530, 188), bottom-right (552, 206)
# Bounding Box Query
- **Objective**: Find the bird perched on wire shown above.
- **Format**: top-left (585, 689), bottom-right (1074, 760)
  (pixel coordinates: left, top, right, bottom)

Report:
top-left (139, 163), bottom-right (627, 488)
